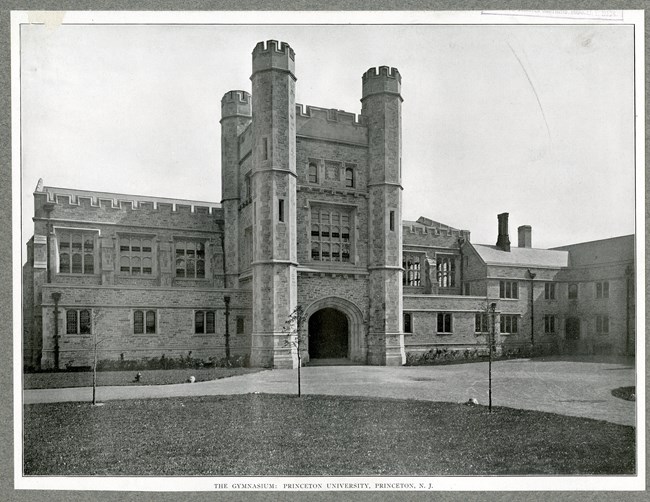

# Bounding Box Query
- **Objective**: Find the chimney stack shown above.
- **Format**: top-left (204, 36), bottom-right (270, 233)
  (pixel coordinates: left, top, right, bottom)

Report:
top-left (518, 225), bottom-right (532, 248)
top-left (496, 213), bottom-right (510, 252)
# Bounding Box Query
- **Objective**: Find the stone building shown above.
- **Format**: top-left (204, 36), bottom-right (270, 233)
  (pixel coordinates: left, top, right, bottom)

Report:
top-left (22, 40), bottom-right (635, 370)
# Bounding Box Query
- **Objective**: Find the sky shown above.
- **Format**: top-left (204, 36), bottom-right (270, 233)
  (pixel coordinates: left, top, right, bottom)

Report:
top-left (19, 15), bottom-right (637, 256)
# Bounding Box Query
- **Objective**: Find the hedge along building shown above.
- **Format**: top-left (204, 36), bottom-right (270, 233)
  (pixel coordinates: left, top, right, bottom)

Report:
top-left (23, 40), bottom-right (635, 370)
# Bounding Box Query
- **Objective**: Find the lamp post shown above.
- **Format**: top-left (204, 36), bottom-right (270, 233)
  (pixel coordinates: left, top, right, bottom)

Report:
top-left (223, 296), bottom-right (231, 363)
top-left (488, 302), bottom-right (497, 414)
top-left (52, 292), bottom-right (61, 370)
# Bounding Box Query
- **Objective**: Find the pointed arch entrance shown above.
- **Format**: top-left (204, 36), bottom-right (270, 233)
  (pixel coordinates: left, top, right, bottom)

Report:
top-left (303, 297), bottom-right (366, 364)
top-left (308, 308), bottom-right (348, 359)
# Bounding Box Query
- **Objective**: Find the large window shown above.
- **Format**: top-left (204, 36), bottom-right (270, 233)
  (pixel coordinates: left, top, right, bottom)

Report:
top-left (66, 309), bottom-right (91, 335)
top-left (499, 281), bottom-right (519, 299)
top-left (500, 314), bottom-right (518, 334)
top-left (544, 315), bottom-right (556, 334)
top-left (310, 207), bottom-right (351, 262)
top-left (403, 254), bottom-right (422, 286)
top-left (544, 282), bottom-right (556, 300)
top-left (175, 240), bottom-right (206, 278)
top-left (436, 256), bottom-right (456, 288)
top-left (58, 230), bottom-right (96, 274)
top-left (596, 281), bottom-right (609, 299)
top-left (195, 310), bottom-right (215, 334)
top-left (437, 313), bottom-right (452, 334)
top-left (134, 310), bottom-right (156, 334)
top-left (120, 236), bottom-right (153, 275)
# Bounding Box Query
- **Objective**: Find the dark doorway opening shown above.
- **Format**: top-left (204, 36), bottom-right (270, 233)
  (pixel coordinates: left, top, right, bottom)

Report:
top-left (565, 317), bottom-right (581, 354)
top-left (308, 308), bottom-right (349, 359)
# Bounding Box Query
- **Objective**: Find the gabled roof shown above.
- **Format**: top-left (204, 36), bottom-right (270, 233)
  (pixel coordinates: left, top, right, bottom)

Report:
top-left (471, 244), bottom-right (569, 268)
top-left (552, 235), bottom-right (634, 266)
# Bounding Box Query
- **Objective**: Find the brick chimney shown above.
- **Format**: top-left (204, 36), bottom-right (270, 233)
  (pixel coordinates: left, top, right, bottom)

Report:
top-left (496, 213), bottom-right (510, 252)
top-left (518, 225), bottom-right (532, 248)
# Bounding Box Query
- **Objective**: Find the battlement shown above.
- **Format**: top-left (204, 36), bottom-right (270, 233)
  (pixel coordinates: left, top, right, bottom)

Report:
top-left (403, 217), bottom-right (471, 241)
top-left (361, 66), bottom-right (402, 99)
top-left (252, 39), bottom-right (296, 76)
top-left (295, 104), bottom-right (364, 126)
top-left (35, 183), bottom-right (222, 216)
top-left (221, 90), bottom-right (252, 119)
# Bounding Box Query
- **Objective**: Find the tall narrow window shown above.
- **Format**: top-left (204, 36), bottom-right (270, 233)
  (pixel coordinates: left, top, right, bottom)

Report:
top-left (475, 313), bottom-right (489, 334)
top-left (308, 162), bottom-right (318, 183)
top-left (345, 167), bottom-right (354, 188)
top-left (568, 283), bottom-right (578, 299)
top-left (278, 199), bottom-right (285, 222)
top-left (236, 316), bottom-right (245, 334)
top-left (403, 313), bottom-right (412, 333)
top-left (262, 137), bottom-right (268, 160)
top-left (596, 315), bottom-right (609, 335)
top-left (544, 315), bottom-right (556, 334)
top-left (389, 211), bottom-right (395, 231)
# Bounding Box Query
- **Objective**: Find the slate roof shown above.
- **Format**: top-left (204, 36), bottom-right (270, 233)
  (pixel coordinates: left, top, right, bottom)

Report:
top-left (472, 244), bottom-right (569, 268)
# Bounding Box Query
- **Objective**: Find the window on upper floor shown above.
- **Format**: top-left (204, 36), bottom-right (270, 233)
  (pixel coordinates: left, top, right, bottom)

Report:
top-left (345, 167), bottom-right (355, 188)
top-left (57, 230), bottom-right (97, 275)
top-left (134, 310), bottom-right (156, 335)
top-left (236, 316), bottom-right (245, 334)
top-left (500, 314), bottom-right (518, 334)
top-left (308, 162), bottom-right (319, 184)
top-left (499, 281), bottom-right (518, 299)
top-left (402, 254), bottom-right (422, 287)
top-left (437, 256), bottom-right (456, 288)
top-left (310, 207), bottom-right (351, 263)
top-left (120, 236), bottom-right (154, 275)
top-left (195, 310), bottom-right (216, 334)
top-left (544, 282), bottom-right (556, 300)
top-left (437, 313), bottom-right (452, 334)
top-left (66, 309), bottom-right (91, 335)
top-left (568, 283), bottom-right (578, 300)
top-left (596, 281), bottom-right (609, 299)
top-left (175, 240), bottom-right (206, 278)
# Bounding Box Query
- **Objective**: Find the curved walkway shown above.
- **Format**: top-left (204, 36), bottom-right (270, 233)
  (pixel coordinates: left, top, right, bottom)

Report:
top-left (23, 358), bottom-right (637, 426)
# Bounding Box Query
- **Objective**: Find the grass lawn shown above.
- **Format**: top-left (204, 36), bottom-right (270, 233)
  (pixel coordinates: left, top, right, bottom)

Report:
top-left (23, 367), bottom-right (263, 390)
top-left (23, 394), bottom-right (635, 476)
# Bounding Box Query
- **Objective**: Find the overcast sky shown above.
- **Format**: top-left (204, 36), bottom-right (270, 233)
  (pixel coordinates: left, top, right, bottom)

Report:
top-left (20, 17), bottom-right (637, 254)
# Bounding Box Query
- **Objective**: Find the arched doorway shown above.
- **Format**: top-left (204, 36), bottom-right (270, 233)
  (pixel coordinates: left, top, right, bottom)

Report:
top-left (308, 308), bottom-right (349, 359)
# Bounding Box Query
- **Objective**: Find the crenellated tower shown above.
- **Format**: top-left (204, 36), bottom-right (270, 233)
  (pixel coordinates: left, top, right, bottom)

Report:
top-left (361, 66), bottom-right (405, 365)
top-left (220, 90), bottom-right (252, 289)
top-left (249, 40), bottom-right (298, 368)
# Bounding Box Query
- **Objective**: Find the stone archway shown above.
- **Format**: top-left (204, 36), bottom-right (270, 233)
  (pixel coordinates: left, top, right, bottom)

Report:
top-left (303, 297), bottom-right (366, 364)
top-left (308, 308), bottom-right (349, 359)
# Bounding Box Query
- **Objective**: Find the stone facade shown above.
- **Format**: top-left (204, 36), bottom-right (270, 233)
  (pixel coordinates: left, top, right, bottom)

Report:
top-left (23, 40), bottom-right (635, 370)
